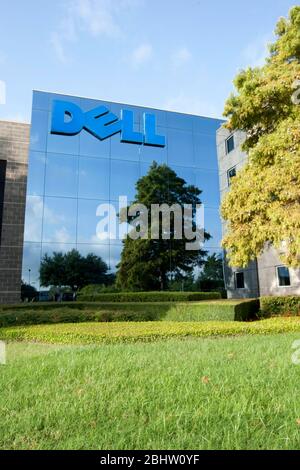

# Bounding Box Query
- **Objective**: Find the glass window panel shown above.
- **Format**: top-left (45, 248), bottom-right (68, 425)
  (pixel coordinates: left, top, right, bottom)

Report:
top-left (45, 153), bottom-right (78, 198)
top-left (80, 98), bottom-right (114, 112)
top-left (24, 195), bottom-right (44, 242)
top-left (235, 272), bottom-right (245, 289)
top-left (79, 130), bottom-right (110, 158)
top-left (22, 242), bottom-right (42, 289)
top-left (277, 266), bottom-right (291, 287)
top-left (41, 243), bottom-right (77, 258)
top-left (110, 160), bottom-right (140, 202)
top-left (142, 108), bottom-right (167, 128)
top-left (193, 117), bottom-right (224, 135)
top-left (78, 157), bottom-right (110, 200)
top-left (48, 93), bottom-right (82, 110)
top-left (30, 109), bottom-right (48, 152)
top-left (110, 103), bottom-right (141, 128)
top-left (42, 197), bottom-right (77, 244)
top-left (47, 131), bottom-right (80, 155)
top-left (110, 200), bottom-right (130, 242)
top-left (110, 133), bottom-right (141, 161)
top-left (167, 129), bottom-right (194, 166)
top-left (139, 126), bottom-right (167, 164)
top-left (194, 133), bottom-right (219, 170)
top-left (171, 165), bottom-right (195, 187)
top-left (32, 91), bottom-right (49, 111)
top-left (109, 243), bottom-right (123, 272)
top-left (76, 244), bottom-right (110, 268)
top-left (204, 207), bottom-right (222, 249)
top-left (195, 170), bottom-right (220, 207)
top-left (27, 151), bottom-right (46, 196)
top-left (226, 135), bottom-right (235, 154)
top-left (77, 199), bottom-right (110, 244)
top-left (167, 112), bottom-right (194, 131)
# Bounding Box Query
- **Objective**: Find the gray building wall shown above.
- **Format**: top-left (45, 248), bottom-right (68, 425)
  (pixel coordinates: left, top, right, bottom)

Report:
top-left (0, 121), bottom-right (30, 304)
top-left (217, 125), bottom-right (300, 298)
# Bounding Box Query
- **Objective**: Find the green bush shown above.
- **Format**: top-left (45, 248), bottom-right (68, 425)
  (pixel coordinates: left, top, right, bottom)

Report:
top-left (1, 317), bottom-right (300, 345)
top-left (77, 291), bottom-right (221, 302)
top-left (0, 299), bottom-right (259, 327)
top-left (260, 296), bottom-right (300, 318)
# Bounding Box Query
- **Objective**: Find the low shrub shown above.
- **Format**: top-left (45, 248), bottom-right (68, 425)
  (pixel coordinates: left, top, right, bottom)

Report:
top-left (77, 291), bottom-right (221, 302)
top-left (0, 299), bottom-right (259, 327)
top-left (1, 318), bottom-right (300, 345)
top-left (260, 296), bottom-right (300, 318)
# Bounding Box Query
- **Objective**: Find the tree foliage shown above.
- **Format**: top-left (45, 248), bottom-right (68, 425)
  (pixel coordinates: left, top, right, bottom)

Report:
top-left (221, 6), bottom-right (300, 268)
top-left (116, 162), bottom-right (210, 291)
top-left (40, 249), bottom-right (108, 291)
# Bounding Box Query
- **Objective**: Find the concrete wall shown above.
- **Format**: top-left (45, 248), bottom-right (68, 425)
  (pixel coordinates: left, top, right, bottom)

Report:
top-left (216, 125), bottom-right (300, 298)
top-left (0, 121), bottom-right (30, 304)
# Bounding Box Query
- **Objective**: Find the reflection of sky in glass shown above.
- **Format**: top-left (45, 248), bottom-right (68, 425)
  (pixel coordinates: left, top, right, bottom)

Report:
top-left (23, 91), bottom-right (224, 281)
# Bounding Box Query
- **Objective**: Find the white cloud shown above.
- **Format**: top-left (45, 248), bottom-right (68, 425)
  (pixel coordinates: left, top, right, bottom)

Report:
top-left (241, 33), bottom-right (274, 68)
top-left (130, 43), bottom-right (153, 67)
top-left (51, 0), bottom-right (142, 63)
top-left (0, 113), bottom-right (28, 123)
top-left (163, 92), bottom-right (222, 118)
top-left (171, 47), bottom-right (192, 69)
top-left (0, 80), bottom-right (6, 105)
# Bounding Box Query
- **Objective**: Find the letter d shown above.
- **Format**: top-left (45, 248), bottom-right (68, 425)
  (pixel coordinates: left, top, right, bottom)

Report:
top-left (51, 100), bottom-right (84, 136)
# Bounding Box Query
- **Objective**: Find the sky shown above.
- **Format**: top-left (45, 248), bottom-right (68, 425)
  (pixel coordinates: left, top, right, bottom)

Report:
top-left (0, 0), bottom-right (298, 122)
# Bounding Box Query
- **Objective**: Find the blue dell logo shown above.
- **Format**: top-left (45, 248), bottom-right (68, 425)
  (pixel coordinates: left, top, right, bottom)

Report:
top-left (51, 100), bottom-right (166, 148)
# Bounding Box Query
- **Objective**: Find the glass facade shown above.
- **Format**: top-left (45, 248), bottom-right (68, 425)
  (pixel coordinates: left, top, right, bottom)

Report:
top-left (23, 91), bottom-right (224, 288)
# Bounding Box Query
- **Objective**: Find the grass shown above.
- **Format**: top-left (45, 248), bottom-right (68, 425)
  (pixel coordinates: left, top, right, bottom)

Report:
top-left (1, 333), bottom-right (300, 449)
top-left (1, 317), bottom-right (300, 344)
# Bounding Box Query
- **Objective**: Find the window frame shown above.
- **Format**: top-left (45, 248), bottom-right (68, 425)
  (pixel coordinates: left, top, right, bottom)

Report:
top-left (235, 271), bottom-right (245, 290)
top-left (276, 266), bottom-right (291, 287)
top-left (227, 166), bottom-right (237, 186)
top-left (225, 134), bottom-right (235, 154)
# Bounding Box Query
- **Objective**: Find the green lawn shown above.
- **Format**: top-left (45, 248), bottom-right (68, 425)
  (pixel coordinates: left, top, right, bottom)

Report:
top-left (1, 317), bottom-right (300, 344)
top-left (1, 331), bottom-right (300, 449)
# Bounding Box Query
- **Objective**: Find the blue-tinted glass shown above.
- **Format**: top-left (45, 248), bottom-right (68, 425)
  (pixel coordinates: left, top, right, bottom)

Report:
top-left (167, 129), bottom-right (194, 166)
top-left (78, 157), bottom-right (109, 200)
top-left (110, 132), bottom-right (141, 161)
top-left (110, 160), bottom-right (140, 201)
top-left (45, 153), bottom-right (78, 198)
top-left (79, 129), bottom-right (110, 158)
top-left (167, 112), bottom-right (193, 131)
top-left (277, 266), bottom-right (291, 286)
top-left (109, 243), bottom-right (123, 272)
top-left (110, 103), bottom-right (141, 128)
top-left (139, 126), bottom-right (167, 164)
top-left (80, 98), bottom-right (113, 112)
top-left (47, 131), bottom-right (80, 155)
top-left (32, 91), bottom-right (49, 111)
top-left (42, 197), bottom-right (77, 243)
top-left (204, 207), bottom-right (222, 248)
top-left (77, 199), bottom-right (110, 244)
top-left (140, 161), bottom-right (151, 178)
top-left (194, 133), bottom-right (219, 170)
top-left (76, 244), bottom-right (110, 267)
top-left (193, 117), bottom-right (224, 135)
top-left (41, 243), bottom-right (77, 258)
top-left (30, 109), bottom-right (48, 151)
top-left (24, 195), bottom-right (44, 242)
top-left (171, 165), bottom-right (195, 186)
top-left (22, 242), bottom-right (42, 289)
top-left (195, 170), bottom-right (220, 207)
top-left (48, 93), bottom-right (82, 111)
top-left (27, 151), bottom-right (46, 196)
top-left (142, 108), bottom-right (167, 128)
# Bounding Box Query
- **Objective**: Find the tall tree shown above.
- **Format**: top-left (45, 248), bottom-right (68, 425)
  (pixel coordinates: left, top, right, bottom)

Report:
top-left (221, 6), bottom-right (300, 268)
top-left (40, 249), bottom-right (108, 292)
top-left (116, 162), bottom-right (210, 291)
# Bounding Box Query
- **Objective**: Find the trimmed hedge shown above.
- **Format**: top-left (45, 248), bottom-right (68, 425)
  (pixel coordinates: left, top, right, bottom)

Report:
top-left (78, 291), bottom-right (221, 302)
top-left (260, 296), bottom-right (300, 318)
top-left (0, 299), bottom-right (259, 327)
top-left (1, 317), bottom-right (300, 345)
